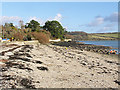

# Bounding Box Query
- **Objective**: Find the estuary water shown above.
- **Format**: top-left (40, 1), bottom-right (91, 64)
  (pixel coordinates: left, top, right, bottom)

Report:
top-left (78, 40), bottom-right (119, 49)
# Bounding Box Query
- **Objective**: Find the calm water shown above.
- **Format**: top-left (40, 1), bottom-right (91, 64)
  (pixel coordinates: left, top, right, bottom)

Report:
top-left (78, 40), bottom-right (119, 49)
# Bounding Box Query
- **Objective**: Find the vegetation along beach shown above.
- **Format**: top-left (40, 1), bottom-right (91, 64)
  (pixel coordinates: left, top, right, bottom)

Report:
top-left (0, 2), bottom-right (119, 89)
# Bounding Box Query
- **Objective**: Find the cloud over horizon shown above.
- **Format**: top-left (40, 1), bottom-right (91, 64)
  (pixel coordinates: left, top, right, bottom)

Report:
top-left (104, 12), bottom-right (118, 22)
top-left (28, 13), bottom-right (63, 26)
top-left (0, 13), bottom-right (63, 26)
top-left (29, 16), bottom-right (45, 25)
top-left (79, 12), bottom-right (118, 33)
top-left (86, 12), bottom-right (118, 27)
top-left (87, 16), bottom-right (104, 27)
top-left (54, 13), bottom-right (62, 21)
top-left (0, 16), bottom-right (22, 25)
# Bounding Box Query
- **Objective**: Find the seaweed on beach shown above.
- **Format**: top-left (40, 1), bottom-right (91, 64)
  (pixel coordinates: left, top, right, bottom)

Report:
top-left (35, 61), bottom-right (43, 64)
top-left (114, 80), bottom-right (120, 85)
top-left (14, 52), bottom-right (32, 58)
top-left (20, 78), bottom-right (36, 88)
top-left (22, 45), bottom-right (33, 50)
top-left (2, 75), bottom-right (15, 80)
top-left (37, 66), bottom-right (48, 71)
top-left (18, 64), bottom-right (33, 71)
top-left (1, 67), bottom-right (8, 72)
top-left (1, 74), bottom-right (35, 89)
top-left (5, 62), bottom-right (20, 68)
top-left (52, 41), bottom-right (113, 55)
top-left (9, 55), bottom-right (31, 62)
top-left (0, 46), bottom-right (21, 56)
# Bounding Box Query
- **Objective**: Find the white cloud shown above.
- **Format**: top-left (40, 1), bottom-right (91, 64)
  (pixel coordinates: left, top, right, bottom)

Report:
top-left (97, 24), bottom-right (115, 33)
top-left (104, 12), bottom-right (118, 22)
top-left (87, 17), bottom-right (104, 27)
top-left (28, 13), bottom-right (63, 25)
top-left (85, 12), bottom-right (118, 27)
top-left (0, 16), bottom-right (22, 25)
top-left (29, 16), bottom-right (38, 21)
top-left (54, 13), bottom-right (62, 21)
top-left (29, 16), bottom-right (45, 25)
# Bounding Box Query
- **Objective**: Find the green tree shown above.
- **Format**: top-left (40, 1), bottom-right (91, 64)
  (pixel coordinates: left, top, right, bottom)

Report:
top-left (43, 20), bottom-right (65, 39)
top-left (25, 20), bottom-right (40, 32)
top-left (9, 23), bottom-right (14, 27)
top-left (3, 23), bottom-right (18, 39)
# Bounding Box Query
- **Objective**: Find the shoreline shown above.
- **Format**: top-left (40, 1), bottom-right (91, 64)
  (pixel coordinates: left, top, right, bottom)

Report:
top-left (77, 40), bottom-right (118, 49)
top-left (52, 41), bottom-right (118, 55)
top-left (76, 39), bottom-right (119, 41)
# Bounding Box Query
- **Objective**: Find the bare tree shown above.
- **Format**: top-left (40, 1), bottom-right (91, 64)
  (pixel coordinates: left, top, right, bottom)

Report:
top-left (19, 20), bottom-right (24, 30)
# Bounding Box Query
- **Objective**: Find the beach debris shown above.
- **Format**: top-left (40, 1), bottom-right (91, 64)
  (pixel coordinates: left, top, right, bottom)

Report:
top-left (104, 60), bottom-right (120, 66)
top-left (20, 78), bottom-right (36, 88)
top-left (2, 75), bottom-right (15, 80)
top-left (0, 59), bottom-right (8, 67)
top-left (109, 50), bottom-right (117, 54)
top-left (25, 53), bottom-right (32, 58)
top-left (77, 52), bottom-right (83, 54)
top-left (48, 56), bottom-right (52, 58)
top-left (66, 47), bottom-right (67, 50)
top-left (9, 56), bottom-right (31, 62)
top-left (114, 80), bottom-right (120, 85)
top-left (0, 46), bottom-right (21, 56)
top-left (0, 59), bottom-right (8, 63)
top-left (1, 67), bottom-right (8, 72)
top-left (5, 62), bottom-right (20, 68)
top-left (14, 52), bottom-right (25, 56)
top-left (37, 66), bottom-right (48, 71)
top-left (35, 61), bottom-right (43, 64)
top-left (17, 64), bottom-right (33, 71)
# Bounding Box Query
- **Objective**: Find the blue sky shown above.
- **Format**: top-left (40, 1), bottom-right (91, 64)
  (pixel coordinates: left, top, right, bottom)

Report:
top-left (1, 2), bottom-right (118, 33)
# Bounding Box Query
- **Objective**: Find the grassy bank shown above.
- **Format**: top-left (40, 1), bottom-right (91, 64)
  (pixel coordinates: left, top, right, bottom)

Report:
top-left (66, 32), bottom-right (119, 40)
top-left (88, 32), bottom-right (120, 40)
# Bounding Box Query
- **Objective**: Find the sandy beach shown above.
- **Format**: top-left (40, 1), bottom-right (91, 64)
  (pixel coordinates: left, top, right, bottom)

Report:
top-left (0, 41), bottom-right (119, 89)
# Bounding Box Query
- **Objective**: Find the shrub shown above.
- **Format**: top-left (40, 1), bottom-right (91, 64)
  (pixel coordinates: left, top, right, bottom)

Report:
top-left (23, 34), bottom-right (32, 41)
top-left (26, 34), bottom-right (32, 41)
top-left (13, 32), bottom-right (24, 41)
top-left (32, 32), bottom-right (49, 44)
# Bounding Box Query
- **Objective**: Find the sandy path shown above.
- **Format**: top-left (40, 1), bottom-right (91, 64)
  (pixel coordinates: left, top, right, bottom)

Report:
top-left (0, 43), bottom-right (119, 88)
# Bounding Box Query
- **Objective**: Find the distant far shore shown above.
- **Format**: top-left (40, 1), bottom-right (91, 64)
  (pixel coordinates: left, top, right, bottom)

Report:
top-left (65, 31), bottom-right (120, 41)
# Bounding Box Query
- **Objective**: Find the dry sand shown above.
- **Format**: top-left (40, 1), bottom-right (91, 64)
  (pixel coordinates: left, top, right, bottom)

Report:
top-left (0, 42), bottom-right (119, 89)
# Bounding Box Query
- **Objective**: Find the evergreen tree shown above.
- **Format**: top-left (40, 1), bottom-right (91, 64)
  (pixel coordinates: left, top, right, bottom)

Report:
top-left (43, 20), bottom-right (65, 39)
top-left (25, 20), bottom-right (40, 32)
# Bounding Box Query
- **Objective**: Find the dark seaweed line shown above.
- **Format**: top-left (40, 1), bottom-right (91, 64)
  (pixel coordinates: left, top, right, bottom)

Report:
top-left (0, 46), bottom-right (22, 56)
